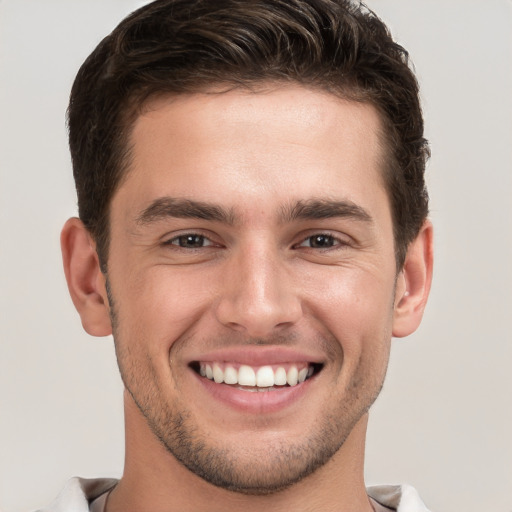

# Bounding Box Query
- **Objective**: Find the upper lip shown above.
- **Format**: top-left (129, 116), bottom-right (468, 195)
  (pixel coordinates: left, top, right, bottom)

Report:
top-left (186, 346), bottom-right (325, 367)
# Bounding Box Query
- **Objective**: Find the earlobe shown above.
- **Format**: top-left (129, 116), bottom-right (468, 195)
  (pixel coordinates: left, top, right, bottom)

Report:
top-left (61, 217), bottom-right (112, 337)
top-left (392, 220), bottom-right (434, 338)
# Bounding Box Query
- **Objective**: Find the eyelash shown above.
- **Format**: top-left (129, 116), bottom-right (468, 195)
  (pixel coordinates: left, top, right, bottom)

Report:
top-left (162, 232), bottom-right (348, 251)
top-left (163, 233), bottom-right (216, 249)
top-left (295, 233), bottom-right (345, 250)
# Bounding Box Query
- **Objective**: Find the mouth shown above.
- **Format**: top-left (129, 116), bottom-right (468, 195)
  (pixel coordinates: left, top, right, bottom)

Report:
top-left (190, 361), bottom-right (323, 391)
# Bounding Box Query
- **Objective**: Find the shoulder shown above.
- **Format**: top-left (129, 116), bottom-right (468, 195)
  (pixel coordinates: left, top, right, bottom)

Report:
top-left (33, 477), bottom-right (118, 512)
top-left (367, 484), bottom-right (431, 512)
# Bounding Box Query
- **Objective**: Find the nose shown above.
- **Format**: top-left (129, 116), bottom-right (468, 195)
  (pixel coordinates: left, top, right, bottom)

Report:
top-left (214, 244), bottom-right (302, 337)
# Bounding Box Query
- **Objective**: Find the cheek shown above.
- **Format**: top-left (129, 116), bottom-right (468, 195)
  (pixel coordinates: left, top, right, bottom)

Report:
top-left (305, 262), bottom-right (395, 315)
top-left (301, 265), bottom-right (396, 357)
top-left (111, 265), bottom-right (216, 354)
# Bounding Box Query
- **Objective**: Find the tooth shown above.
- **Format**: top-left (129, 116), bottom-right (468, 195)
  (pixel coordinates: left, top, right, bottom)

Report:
top-left (200, 362), bottom-right (313, 388)
top-left (238, 385), bottom-right (258, 392)
top-left (224, 365), bottom-right (238, 384)
top-left (238, 365), bottom-right (256, 386)
top-left (213, 363), bottom-right (224, 383)
top-left (274, 367), bottom-right (287, 386)
top-left (256, 366), bottom-right (274, 387)
top-left (287, 366), bottom-right (298, 386)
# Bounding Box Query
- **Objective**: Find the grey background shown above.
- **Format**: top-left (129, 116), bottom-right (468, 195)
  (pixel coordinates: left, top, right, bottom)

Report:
top-left (1, 1), bottom-right (511, 510)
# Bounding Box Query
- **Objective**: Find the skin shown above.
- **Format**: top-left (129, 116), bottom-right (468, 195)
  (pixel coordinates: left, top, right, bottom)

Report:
top-left (62, 84), bottom-right (433, 512)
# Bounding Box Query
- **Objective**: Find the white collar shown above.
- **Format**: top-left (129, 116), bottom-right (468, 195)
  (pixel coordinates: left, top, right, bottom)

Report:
top-left (38, 478), bottom-right (431, 512)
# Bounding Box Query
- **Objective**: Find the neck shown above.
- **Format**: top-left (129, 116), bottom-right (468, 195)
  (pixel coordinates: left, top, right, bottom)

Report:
top-left (107, 392), bottom-right (373, 512)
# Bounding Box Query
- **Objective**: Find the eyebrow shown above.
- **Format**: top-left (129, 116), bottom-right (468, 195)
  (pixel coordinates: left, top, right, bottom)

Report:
top-left (280, 199), bottom-right (373, 223)
top-left (135, 196), bottom-right (372, 227)
top-left (136, 197), bottom-right (236, 225)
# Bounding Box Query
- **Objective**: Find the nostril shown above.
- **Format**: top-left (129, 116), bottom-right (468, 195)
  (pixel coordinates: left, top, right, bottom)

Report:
top-left (213, 280), bottom-right (302, 337)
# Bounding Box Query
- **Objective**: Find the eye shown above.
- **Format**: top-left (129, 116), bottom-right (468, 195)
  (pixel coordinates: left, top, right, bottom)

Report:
top-left (166, 234), bottom-right (214, 248)
top-left (297, 234), bottom-right (340, 249)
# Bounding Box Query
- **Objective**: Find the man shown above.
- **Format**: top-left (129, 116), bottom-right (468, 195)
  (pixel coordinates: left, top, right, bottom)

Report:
top-left (47, 0), bottom-right (433, 510)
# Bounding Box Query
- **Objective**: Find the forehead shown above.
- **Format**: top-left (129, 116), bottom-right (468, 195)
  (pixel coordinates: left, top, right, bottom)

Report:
top-left (118, 84), bottom-right (389, 222)
top-left (134, 85), bottom-right (385, 157)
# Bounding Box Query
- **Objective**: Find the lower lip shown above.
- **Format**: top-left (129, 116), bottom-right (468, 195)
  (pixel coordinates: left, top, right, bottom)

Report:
top-left (192, 370), bottom-right (314, 414)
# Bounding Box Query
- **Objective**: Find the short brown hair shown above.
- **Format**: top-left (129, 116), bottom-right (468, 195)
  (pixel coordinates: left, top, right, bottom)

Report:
top-left (68, 0), bottom-right (429, 270)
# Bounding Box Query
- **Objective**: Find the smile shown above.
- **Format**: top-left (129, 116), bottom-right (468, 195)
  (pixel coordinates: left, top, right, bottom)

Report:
top-left (192, 362), bottom-right (322, 390)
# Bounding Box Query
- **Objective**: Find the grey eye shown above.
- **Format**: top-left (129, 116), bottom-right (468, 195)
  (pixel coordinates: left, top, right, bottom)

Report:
top-left (301, 234), bottom-right (337, 248)
top-left (172, 234), bottom-right (209, 248)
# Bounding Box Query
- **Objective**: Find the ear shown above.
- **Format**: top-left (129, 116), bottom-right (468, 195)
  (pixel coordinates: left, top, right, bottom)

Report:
top-left (392, 220), bottom-right (434, 338)
top-left (61, 217), bottom-right (112, 337)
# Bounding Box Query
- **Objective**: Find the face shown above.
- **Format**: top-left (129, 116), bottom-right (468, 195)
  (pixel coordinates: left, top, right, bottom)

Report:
top-left (105, 85), bottom-right (403, 493)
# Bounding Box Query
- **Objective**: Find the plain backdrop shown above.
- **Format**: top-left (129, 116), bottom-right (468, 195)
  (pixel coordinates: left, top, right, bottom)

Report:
top-left (0, 1), bottom-right (511, 511)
